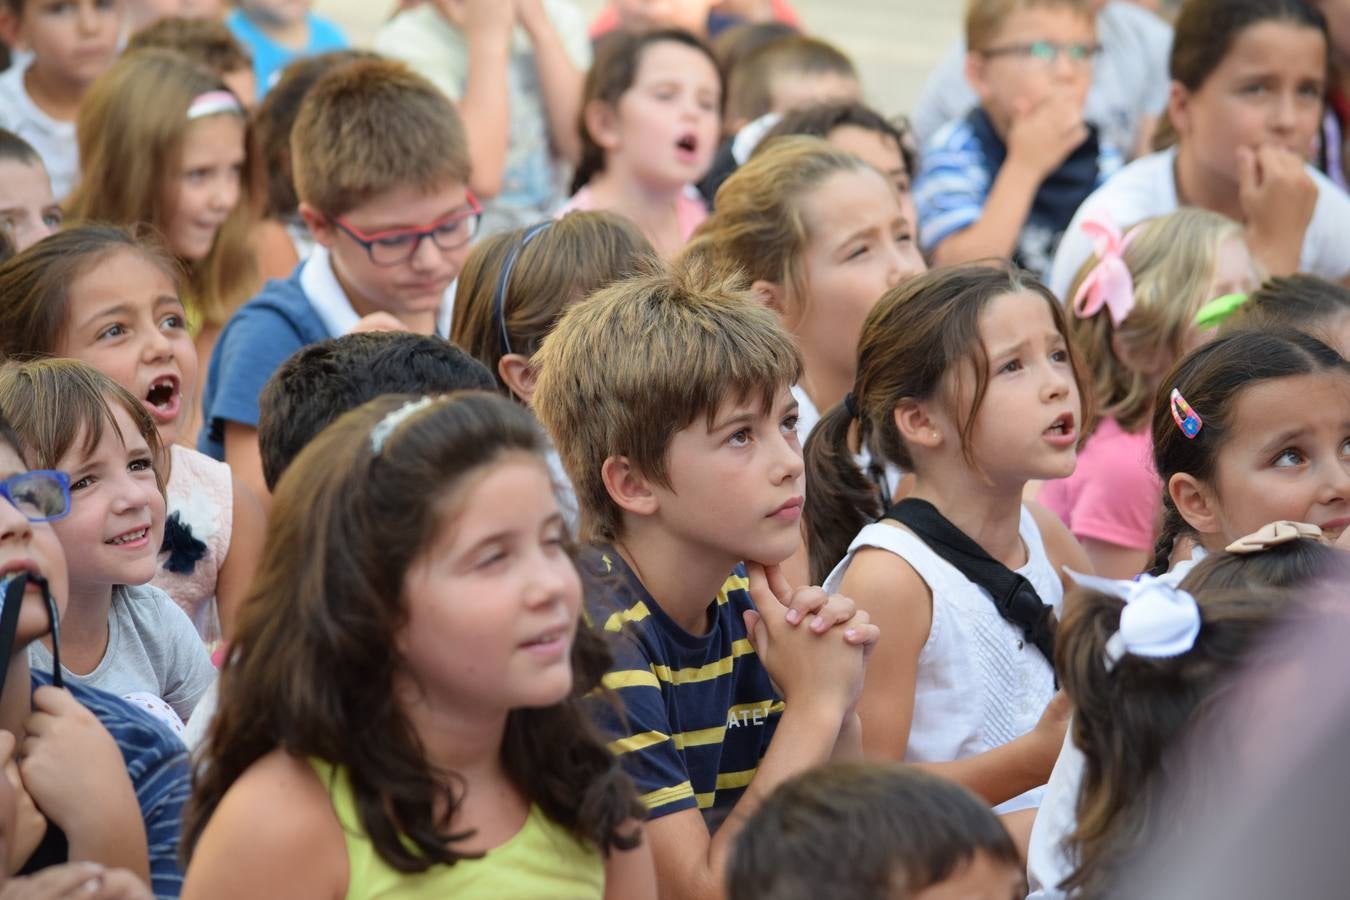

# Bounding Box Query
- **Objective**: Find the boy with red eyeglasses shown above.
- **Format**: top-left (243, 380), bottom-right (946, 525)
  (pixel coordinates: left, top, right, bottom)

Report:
top-left (198, 57), bottom-right (478, 507)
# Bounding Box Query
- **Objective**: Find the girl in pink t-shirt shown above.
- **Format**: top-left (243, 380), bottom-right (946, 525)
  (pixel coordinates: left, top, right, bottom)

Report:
top-left (561, 29), bottom-right (721, 259)
top-left (1040, 208), bottom-right (1259, 579)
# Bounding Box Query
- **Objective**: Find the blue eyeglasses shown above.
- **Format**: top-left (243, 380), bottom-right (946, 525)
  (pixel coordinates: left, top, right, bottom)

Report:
top-left (983, 41), bottom-right (1101, 67)
top-left (0, 470), bottom-right (71, 523)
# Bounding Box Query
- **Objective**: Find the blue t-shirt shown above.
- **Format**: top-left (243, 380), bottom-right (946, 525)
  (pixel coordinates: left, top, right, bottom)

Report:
top-left (914, 106), bottom-right (1122, 279)
top-left (226, 9), bottom-right (347, 98)
top-left (197, 266), bottom-right (330, 460)
top-left (29, 670), bottom-right (191, 899)
top-left (580, 549), bottom-right (781, 832)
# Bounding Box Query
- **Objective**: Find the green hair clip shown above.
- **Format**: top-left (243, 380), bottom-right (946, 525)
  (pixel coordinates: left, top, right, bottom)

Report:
top-left (1194, 293), bottom-right (1249, 329)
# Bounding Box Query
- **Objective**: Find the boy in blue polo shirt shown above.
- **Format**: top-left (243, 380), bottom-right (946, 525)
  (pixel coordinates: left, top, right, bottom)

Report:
top-left (198, 58), bottom-right (477, 506)
top-left (532, 265), bottom-right (878, 899)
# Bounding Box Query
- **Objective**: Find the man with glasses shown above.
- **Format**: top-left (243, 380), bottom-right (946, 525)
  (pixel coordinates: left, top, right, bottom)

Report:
top-left (912, 0), bottom-right (1124, 280)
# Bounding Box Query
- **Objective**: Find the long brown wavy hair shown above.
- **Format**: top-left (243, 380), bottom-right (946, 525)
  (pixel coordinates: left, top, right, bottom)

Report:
top-left (183, 392), bottom-right (643, 872)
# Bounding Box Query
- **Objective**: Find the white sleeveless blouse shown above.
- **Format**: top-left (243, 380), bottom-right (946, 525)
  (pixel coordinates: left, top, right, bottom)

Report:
top-left (824, 505), bottom-right (1060, 811)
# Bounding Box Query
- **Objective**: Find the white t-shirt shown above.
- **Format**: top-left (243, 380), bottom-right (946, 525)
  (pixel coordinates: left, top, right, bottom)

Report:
top-left (1048, 147), bottom-right (1350, 300)
top-left (0, 61), bottom-right (78, 201)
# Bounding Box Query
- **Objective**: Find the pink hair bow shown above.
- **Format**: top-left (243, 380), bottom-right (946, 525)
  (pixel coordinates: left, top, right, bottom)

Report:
top-left (1071, 216), bottom-right (1136, 324)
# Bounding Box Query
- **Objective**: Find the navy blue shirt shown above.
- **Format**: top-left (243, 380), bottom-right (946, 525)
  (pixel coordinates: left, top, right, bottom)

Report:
top-left (30, 670), bottom-right (191, 899)
top-left (581, 549), bottom-right (781, 832)
top-left (197, 266), bottom-right (330, 460)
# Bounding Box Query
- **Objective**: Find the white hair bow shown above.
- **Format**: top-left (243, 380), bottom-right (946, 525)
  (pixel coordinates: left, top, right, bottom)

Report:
top-left (1064, 569), bottom-right (1202, 671)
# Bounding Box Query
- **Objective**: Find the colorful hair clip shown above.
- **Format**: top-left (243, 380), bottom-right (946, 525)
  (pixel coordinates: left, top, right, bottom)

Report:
top-left (1225, 520), bottom-right (1325, 554)
top-left (1169, 388), bottom-right (1202, 439)
top-left (1193, 293), bottom-right (1250, 330)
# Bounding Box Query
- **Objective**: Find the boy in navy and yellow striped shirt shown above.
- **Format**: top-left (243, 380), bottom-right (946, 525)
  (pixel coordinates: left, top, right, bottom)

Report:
top-left (533, 264), bottom-right (877, 898)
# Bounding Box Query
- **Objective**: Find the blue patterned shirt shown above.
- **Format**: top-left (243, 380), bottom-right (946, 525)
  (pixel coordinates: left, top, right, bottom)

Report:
top-left (915, 106), bottom-right (1123, 279)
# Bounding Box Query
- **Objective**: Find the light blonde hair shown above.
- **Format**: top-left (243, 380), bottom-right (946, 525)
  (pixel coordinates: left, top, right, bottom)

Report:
top-left (965, 0), bottom-right (1096, 51)
top-left (682, 135), bottom-right (873, 316)
top-left (532, 263), bottom-right (802, 543)
top-left (0, 358), bottom-right (168, 498)
top-left (450, 212), bottom-right (657, 396)
top-left (1066, 208), bottom-right (1248, 435)
top-left (66, 48), bottom-right (260, 330)
top-left (291, 58), bottom-right (471, 219)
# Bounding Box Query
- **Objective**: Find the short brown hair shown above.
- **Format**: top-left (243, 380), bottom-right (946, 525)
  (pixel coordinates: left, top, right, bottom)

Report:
top-left (729, 763), bottom-right (1022, 899)
top-left (0, 358), bottom-right (168, 498)
top-left (126, 17), bottom-right (251, 77)
top-left (255, 50), bottom-right (377, 219)
top-left (532, 263), bottom-right (802, 543)
top-left (965, 0), bottom-right (1095, 51)
top-left (291, 58), bottom-right (471, 219)
top-left (450, 211), bottom-right (657, 395)
top-left (725, 35), bottom-right (857, 126)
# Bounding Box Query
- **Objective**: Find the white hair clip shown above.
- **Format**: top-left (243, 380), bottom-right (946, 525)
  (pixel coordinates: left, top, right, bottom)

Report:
top-left (1064, 569), bottom-right (1202, 671)
top-left (369, 396), bottom-right (435, 456)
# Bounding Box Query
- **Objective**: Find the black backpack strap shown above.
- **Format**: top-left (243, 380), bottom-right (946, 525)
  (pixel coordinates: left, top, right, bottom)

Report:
top-left (887, 498), bottom-right (1057, 668)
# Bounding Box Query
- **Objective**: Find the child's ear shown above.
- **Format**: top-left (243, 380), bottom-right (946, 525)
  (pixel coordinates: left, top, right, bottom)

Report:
top-left (0, 9), bottom-right (24, 49)
top-left (583, 99), bottom-right (622, 152)
top-left (963, 51), bottom-right (992, 103)
top-left (1166, 82), bottom-right (1192, 139)
top-left (749, 280), bottom-right (785, 316)
top-left (1168, 472), bottom-right (1222, 536)
top-left (894, 399), bottom-right (943, 451)
top-left (497, 354), bottom-right (538, 404)
top-left (299, 203), bottom-right (337, 248)
top-left (601, 455), bottom-right (659, 518)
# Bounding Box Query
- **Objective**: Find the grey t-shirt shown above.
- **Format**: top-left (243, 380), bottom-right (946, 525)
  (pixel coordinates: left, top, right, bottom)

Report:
top-left (29, 583), bottom-right (216, 733)
top-left (912, 1), bottom-right (1173, 158)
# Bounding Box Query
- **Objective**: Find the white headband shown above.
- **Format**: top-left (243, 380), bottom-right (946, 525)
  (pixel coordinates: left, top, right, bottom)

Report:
top-left (1064, 569), bottom-right (1202, 671)
top-left (369, 396), bottom-right (435, 456)
top-left (187, 90), bottom-right (243, 121)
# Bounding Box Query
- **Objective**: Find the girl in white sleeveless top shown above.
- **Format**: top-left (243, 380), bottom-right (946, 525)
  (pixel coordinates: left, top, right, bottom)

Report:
top-left (802, 264), bottom-right (1092, 815)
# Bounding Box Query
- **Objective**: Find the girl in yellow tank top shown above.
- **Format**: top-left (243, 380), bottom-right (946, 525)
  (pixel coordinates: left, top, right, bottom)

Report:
top-left (179, 393), bottom-right (655, 899)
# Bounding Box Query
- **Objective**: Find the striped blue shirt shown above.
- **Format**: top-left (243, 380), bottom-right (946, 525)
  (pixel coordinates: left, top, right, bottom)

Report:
top-left (581, 550), bottom-right (781, 832)
top-left (915, 106), bottom-right (1122, 279)
top-left (31, 669), bottom-right (190, 898)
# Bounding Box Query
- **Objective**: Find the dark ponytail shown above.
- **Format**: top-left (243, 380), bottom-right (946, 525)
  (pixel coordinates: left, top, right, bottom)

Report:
top-left (802, 264), bottom-right (1090, 582)
top-left (1148, 329), bottom-right (1348, 575)
top-left (803, 402), bottom-right (883, 584)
